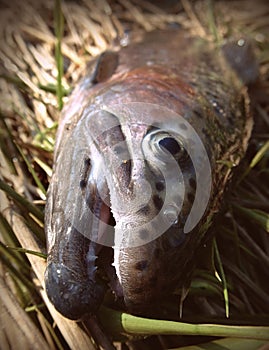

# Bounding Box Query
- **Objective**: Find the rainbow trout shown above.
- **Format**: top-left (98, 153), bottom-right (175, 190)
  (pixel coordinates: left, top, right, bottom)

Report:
top-left (45, 30), bottom-right (258, 319)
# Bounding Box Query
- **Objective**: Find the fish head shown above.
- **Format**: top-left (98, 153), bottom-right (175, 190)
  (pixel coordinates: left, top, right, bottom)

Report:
top-left (45, 67), bottom-right (213, 318)
top-left (44, 27), bottom-right (253, 318)
top-left (89, 100), bottom-right (212, 311)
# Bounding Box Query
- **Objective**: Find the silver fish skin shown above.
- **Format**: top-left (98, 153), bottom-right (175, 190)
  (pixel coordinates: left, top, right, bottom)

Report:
top-left (45, 29), bottom-right (256, 319)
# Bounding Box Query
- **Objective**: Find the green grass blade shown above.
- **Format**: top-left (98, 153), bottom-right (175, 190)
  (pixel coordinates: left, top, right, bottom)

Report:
top-left (0, 73), bottom-right (27, 89)
top-left (0, 114), bottom-right (19, 174)
top-left (99, 307), bottom-right (269, 340)
top-left (223, 259), bottom-right (269, 309)
top-left (0, 241), bottom-right (30, 274)
top-left (0, 246), bottom-right (36, 293)
top-left (238, 140), bottom-right (269, 182)
top-left (190, 279), bottom-right (222, 297)
top-left (0, 213), bottom-right (22, 252)
top-left (249, 140), bottom-right (269, 169)
top-left (233, 205), bottom-right (269, 232)
top-left (0, 179), bottom-right (44, 221)
top-left (38, 82), bottom-right (70, 96)
top-left (16, 143), bottom-right (46, 196)
top-left (7, 246), bottom-right (46, 259)
top-left (33, 124), bottom-right (57, 153)
top-left (206, 0), bottom-right (220, 44)
top-left (54, 0), bottom-right (64, 111)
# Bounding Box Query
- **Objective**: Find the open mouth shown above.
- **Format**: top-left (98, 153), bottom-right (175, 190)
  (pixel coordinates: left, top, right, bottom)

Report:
top-left (45, 189), bottom-right (123, 320)
top-left (82, 179), bottom-right (127, 295)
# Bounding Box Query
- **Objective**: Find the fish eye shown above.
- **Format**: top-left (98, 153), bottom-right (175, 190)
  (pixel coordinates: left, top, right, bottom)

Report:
top-left (158, 137), bottom-right (182, 156)
top-left (156, 134), bottom-right (186, 162)
top-left (143, 130), bottom-right (187, 163)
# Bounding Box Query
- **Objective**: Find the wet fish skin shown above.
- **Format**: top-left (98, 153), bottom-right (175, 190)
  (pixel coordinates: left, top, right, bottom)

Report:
top-left (45, 29), bottom-right (255, 319)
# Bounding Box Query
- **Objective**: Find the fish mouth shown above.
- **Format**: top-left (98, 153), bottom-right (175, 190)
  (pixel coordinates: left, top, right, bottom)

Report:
top-left (44, 188), bottom-right (120, 320)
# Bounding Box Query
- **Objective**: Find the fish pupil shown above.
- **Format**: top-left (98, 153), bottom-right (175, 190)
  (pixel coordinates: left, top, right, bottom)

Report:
top-left (159, 137), bottom-right (181, 156)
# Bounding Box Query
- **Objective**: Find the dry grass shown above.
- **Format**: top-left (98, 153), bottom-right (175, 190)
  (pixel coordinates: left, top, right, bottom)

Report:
top-left (0, 0), bottom-right (269, 349)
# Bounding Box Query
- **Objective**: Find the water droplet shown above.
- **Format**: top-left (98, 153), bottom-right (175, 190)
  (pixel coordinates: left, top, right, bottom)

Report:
top-left (237, 38), bottom-right (245, 47)
top-left (120, 35), bottom-right (130, 47)
top-left (163, 205), bottom-right (179, 225)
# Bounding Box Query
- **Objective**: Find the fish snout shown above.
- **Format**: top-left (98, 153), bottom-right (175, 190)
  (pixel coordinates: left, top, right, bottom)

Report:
top-left (45, 261), bottom-right (105, 320)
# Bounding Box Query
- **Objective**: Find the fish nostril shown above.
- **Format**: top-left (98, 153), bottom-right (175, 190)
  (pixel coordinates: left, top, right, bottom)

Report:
top-left (155, 181), bottom-right (165, 191)
top-left (139, 229), bottom-right (150, 240)
top-left (159, 136), bottom-right (181, 155)
top-left (135, 260), bottom-right (148, 271)
top-left (80, 179), bottom-right (87, 188)
top-left (113, 145), bottom-right (125, 155)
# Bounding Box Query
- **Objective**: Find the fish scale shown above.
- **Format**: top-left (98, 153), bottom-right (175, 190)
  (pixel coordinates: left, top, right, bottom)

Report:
top-left (44, 29), bottom-right (257, 319)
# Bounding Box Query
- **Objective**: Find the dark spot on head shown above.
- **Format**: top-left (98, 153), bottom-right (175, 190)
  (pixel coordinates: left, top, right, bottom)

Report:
top-left (80, 179), bottom-right (87, 189)
top-left (114, 145), bottom-right (125, 154)
top-left (179, 123), bottom-right (188, 130)
top-left (137, 205), bottom-right (150, 216)
top-left (84, 158), bottom-right (91, 166)
top-left (155, 181), bottom-right (165, 191)
top-left (153, 195), bottom-right (163, 210)
top-left (189, 178), bottom-right (196, 189)
top-left (187, 192), bottom-right (195, 203)
top-left (151, 220), bottom-right (159, 230)
top-left (139, 229), bottom-right (150, 240)
top-left (135, 260), bottom-right (148, 271)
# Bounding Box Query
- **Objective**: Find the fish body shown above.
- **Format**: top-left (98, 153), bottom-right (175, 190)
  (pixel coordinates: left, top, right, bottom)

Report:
top-left (45, 30), bottom-right (256, 319)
